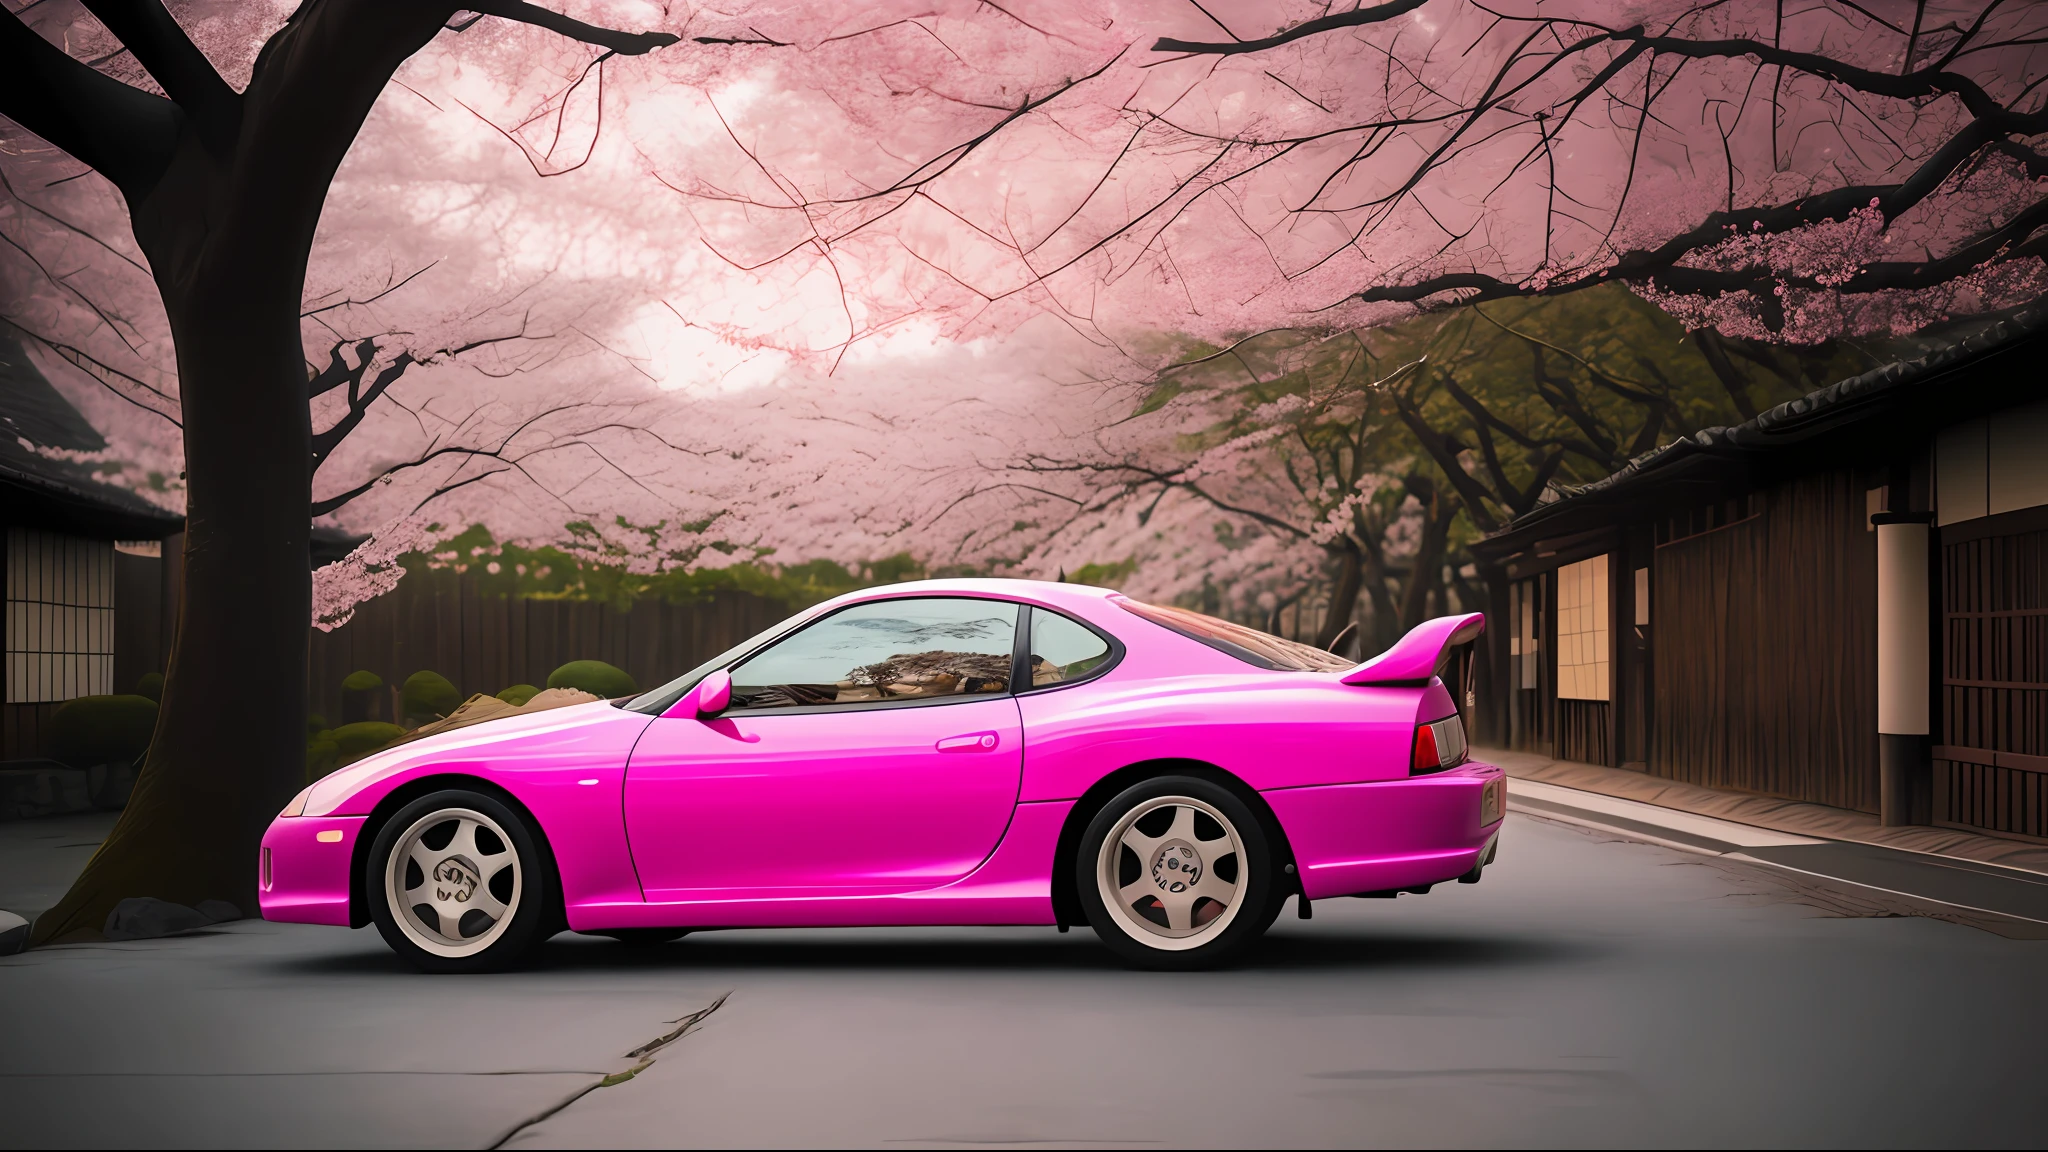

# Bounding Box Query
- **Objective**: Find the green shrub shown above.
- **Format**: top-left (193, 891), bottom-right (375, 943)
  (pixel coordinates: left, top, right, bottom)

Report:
top-left (547, 660), bottom-right (637, 699)
top-left (307, 713), bottom-right (329, 737)
top-left (329, 721), bottom-right (406, 764)
top-left (306, 734), bottom-right (340, 782)
top-left (341, 669), bottom-right (383, 692)
top-left (400, 670), bottom-right (459, 721)
top-left (134, 672), bottom-right (164, 702)
top-left (496, 684), bottom-right (541, 707)
top-left (47, 695), bottom-right (158, 767)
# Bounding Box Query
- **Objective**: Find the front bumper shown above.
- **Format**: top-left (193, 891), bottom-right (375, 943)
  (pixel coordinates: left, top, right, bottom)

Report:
top-left (1264, 761), bottom-right (1506, 900)
top-left (257, 815), bottom-right (366, 926)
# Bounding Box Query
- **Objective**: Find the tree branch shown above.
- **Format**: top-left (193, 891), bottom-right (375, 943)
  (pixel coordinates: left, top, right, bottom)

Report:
top-left (468, 1), bottom-right (680, 55)
top-left (1152, 0), bottom-right (1429, 56)
top-left (0, 7), bottom-right (179, 199)
top-left (79, 0), bottom-right (239, 155)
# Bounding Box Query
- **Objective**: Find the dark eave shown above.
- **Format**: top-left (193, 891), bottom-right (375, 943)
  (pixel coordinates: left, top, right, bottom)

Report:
top-left (0, 452), bottom-right (184, 540)
top-left (1475, 305), bottom-right (2048, 564)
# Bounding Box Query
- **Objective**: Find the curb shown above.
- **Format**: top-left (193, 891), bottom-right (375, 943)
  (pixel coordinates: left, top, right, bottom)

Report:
top-left (1508, 781), bottom-right (2048, 940)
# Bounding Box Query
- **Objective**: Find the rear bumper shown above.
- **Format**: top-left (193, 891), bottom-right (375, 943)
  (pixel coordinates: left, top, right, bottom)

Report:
top-left (1264, 761), bottom-right (1505, 900)
top-left (257, 815), bottom-right (365, 926)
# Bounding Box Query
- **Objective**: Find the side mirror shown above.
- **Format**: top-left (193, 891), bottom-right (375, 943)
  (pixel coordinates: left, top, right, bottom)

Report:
top-left (690, 668), bottom-right (732, 717)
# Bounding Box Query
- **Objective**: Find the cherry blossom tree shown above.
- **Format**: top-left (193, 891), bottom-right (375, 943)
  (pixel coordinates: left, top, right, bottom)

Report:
top-left (6, 0), bottom-right (2045, 945)
top-left (671, 0), bottom-right (2046, 350)
top-left (983, 287), bottom-right (1899, 654)
top-left (1, 0), bottom-right (687, 944)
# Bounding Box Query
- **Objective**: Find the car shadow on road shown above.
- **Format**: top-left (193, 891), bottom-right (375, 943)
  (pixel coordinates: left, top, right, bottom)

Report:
top-left (272, 927), bottom-right (1590, 977)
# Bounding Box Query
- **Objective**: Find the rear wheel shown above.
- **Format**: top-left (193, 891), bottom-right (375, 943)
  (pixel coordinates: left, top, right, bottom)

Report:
top-left (1077, 776), bottom-right (1278, 970)
top-left (367, 789), bottom-right (552, 973)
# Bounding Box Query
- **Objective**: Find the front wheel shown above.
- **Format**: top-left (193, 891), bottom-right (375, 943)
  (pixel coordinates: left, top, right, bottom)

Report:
top-left (1077, 776), bottom-right (1279, 970)
top-left (367, 789), bottom-right (553, 973)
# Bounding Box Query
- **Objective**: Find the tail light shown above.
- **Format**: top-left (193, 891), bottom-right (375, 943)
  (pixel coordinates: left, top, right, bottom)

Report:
top-left (1412, 714), bottom-right (1468, 775)
top-left (260, 847), bottom-right (273, 891)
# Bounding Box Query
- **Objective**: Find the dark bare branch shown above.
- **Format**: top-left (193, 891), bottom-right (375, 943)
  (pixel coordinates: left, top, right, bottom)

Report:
top-left (78, 0), bottom-right (239, 154)
top-left (0, 7), bottom-right (179, 198)
top-left (467, 1), bottom-right (680, 55)
top-left (1151, 0), bottom-right (1430, 56)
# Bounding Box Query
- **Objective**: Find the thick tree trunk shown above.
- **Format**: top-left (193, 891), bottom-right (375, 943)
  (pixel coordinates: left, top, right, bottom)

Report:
top-left (1355, 537), bottom-right (1402, 652)
top-left (1397, 499), bottom-right (1456, 633)
top-left (32, 148), bottom-right (314, 942)
top-left (27, 1), bottom-right (459, 944)
top-left (1314, 541), bottom-right (1364, 651)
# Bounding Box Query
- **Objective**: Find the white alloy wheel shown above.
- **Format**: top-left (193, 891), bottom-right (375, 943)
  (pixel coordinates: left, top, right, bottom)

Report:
top-left (1095, 794), bottom-right (1249, 951)
top-left (383, 806), bottom-right (522, 959)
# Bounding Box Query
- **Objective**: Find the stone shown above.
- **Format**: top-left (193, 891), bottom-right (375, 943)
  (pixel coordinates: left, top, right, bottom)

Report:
top-left (195, 899), bottom-right (242, 924)
top-left (0, 910), bottom-right (26, 955)
top-left (0, 761), bottom-right (91, 821)
top-left (103, 897), bottom-right (208, 940)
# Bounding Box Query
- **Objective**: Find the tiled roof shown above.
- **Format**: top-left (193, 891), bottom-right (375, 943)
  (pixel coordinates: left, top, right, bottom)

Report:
top-left (0, 336), bottom-right (182, 539)
top-left (1479, 305), bottom-right (2048, 554)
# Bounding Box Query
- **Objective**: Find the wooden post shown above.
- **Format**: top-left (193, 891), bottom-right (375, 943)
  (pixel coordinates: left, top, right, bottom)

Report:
top-left (1873, 510), bottom-right (1933, 825)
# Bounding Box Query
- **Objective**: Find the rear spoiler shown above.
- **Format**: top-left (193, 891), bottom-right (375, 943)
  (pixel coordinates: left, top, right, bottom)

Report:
top-left (1339, 612), bottom-right (1485, 686)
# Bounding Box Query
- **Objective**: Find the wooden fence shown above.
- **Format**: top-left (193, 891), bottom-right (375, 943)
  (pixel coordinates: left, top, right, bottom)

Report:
top-left (1936, 520), bottom-right (2048, 841)
top-left (308, 571), bottom-right (788, 725)
top-left (1650, 469), bottom-right (1880, 813)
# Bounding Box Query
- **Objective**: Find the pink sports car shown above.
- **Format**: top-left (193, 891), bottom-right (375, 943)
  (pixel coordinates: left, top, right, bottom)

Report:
top-left (261, 580), bottom-right (1504, 971)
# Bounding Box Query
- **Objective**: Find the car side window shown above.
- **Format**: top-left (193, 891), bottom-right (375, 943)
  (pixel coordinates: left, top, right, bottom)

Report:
top-left (1027, 608), bottom-right (1113, 688)
top-left (727, 598), bottom-right (1019, 711)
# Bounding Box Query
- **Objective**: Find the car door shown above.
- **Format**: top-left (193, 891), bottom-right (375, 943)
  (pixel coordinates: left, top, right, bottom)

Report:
top-left (624, 596), bottom-right (1025, 900)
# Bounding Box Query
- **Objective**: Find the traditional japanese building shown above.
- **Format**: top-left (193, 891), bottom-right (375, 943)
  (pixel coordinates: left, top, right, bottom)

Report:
top-left (1473, 307), bottom-right (2048, 842)
top-left (0, 337), bottom-right (183, 760)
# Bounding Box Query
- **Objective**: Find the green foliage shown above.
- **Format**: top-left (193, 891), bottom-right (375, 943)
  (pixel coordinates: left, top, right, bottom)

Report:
top-left (1132, 285), bottom-right (1914, 644)
top-left (547, 660), bottom-right (637, 699)
top-left (496, 684), bottom-right (540, 706)
top-left (47, 695), bottom-right (157, 767)
top-left (306, 713), bottom-right (329, 737)
top-left (402, 524), bottom-right (932, 613)
top-left (306, 735), bottom-right (340, 783)
top-left (400, 671), bottom-right (459, 722)
top-left (134, 672), bottom-right (163, 702)
top-left (341, 670), bottom-right (383, 692)
top-left (328, 722), bottom-right (406, 763)
top-left (1069, 558), bottom-right (1138, 588)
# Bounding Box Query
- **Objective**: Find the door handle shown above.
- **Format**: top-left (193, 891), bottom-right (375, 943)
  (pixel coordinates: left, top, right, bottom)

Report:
top-left (935, 731), bottom-right (1000, 753)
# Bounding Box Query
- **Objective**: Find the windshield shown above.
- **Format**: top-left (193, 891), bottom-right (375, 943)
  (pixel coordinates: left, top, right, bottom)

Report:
top-left (1117, 599), bottom-right (1353, 673)
top-left (622, 606), bottom-right (823, 715)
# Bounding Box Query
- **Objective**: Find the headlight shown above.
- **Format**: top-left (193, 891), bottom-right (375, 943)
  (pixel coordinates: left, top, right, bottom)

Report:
top-left (280, 785), bottom-right (313, 818)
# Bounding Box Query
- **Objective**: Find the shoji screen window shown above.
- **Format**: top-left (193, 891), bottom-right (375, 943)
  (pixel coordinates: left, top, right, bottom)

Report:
top-left (6, 528), bottom-right (116, 703)
top-left (1555, 554), bottom-right (1610, 701)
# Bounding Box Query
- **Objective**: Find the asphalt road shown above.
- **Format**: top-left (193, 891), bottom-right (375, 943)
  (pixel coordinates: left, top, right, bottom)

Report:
top-left (2, 811), bottom-right (2043, 1149)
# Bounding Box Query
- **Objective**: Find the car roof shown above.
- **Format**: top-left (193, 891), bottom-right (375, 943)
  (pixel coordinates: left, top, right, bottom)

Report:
top-left (832, 577), bottom-right (1122, 616)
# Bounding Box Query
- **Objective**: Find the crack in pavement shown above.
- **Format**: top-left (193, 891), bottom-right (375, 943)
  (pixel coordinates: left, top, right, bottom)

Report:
top-left (487, 991), bottom-right (730, 1150)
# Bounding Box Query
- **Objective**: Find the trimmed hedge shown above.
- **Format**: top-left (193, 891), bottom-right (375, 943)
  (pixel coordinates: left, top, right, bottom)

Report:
top-left (47, 695), bottom-right (158, 767)
top-left (400, 670), bottom-right (459, 721)
top-left (547, 660), bottom-right (637, 699)
top-left (329, 721), bottom-right (407, 762)
top-left (496, 684), bottom-right (541, 707)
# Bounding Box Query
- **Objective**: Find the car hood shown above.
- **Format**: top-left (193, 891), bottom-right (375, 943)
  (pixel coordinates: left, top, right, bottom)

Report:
top-left (304, 699), bottom-right (652, 817)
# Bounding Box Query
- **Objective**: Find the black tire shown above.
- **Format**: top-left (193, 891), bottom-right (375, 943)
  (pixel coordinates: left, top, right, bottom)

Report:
top-left (366, 788), bottom-right (554, 973)
top-left (1076, 775), bottom-right (1280, 970)
top-left (590, 929), bottom-right (690, 947)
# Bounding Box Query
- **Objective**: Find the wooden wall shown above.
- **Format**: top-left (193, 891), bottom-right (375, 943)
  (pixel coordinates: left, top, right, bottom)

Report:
top-left (1558, 699), bottom-right (1609, 766)
top-left (1935, 522), bottom-right (2048, 840)
top-left (307, 572), bottom-right (788, 725)
top-left (1650, 469), bottom-right (1880, 812)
